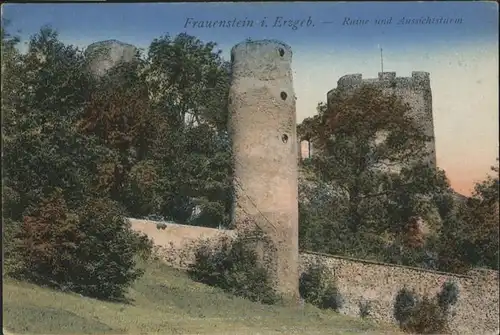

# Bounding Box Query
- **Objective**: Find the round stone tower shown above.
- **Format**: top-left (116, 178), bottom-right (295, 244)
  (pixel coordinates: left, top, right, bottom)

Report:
top-left (84, 40), bottom-right (138, 77)
top-left (227, 40), bottom-right (299, 301)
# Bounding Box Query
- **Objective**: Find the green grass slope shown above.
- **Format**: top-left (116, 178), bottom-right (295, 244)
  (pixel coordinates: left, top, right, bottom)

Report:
top-left (3, 261), bottom-right (401, 335)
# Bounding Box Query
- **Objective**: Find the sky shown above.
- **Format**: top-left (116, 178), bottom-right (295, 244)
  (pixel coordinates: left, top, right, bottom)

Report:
top-left (2, 2), bottom-right (498, 195)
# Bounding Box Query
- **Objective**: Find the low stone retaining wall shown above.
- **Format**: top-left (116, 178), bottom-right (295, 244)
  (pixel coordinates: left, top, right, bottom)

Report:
top-left (129, 218), bottom-right (499, 334)
top-left (301, 252), bottom-right (499, 335)
top-left (130, 219), bottom-right (236, 268)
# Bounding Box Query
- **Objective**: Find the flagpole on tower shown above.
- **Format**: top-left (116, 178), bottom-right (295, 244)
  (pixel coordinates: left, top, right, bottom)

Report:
top-left (380, 46), bottom-right (384, 73)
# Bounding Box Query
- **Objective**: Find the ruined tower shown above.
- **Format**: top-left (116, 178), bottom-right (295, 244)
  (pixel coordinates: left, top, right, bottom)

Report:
top-left (327, 72), bottom-right (437, 169)
top-left (84, 40), bottom-right (138, 77)
top-left (227, 40), bottom-right (299, 301)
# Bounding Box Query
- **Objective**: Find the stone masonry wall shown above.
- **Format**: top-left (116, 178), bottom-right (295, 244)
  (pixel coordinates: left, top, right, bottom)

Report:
top-left (301, 253), bottom-right (499, 335)
top-left (130, 219), bottom-right (236, 268)
top-left (130, 218), bottom-right (499, 335)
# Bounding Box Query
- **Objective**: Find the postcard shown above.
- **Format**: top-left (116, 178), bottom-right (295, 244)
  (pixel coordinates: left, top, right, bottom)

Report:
top-left (2, 2), bottom-right (498, 335)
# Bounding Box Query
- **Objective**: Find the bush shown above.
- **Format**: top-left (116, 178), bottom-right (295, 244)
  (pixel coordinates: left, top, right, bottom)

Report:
top-left (319, 283), bottom-right (344, 311)
top-left (2, 186), bottom-right (22, 221)
top-left (404, 296), bottom-right (451, 334)
top-left (299, 261), bottom-right (324, 304)
top-left (156, 222), bottom-right (167, 230)
top-left (131, 230), bottom-right (154, 262)
top-left (187, 227), bottom-right (280, 305)
top-left (394, 287), bottom-right (419, 327)
top-left (299, 261), bottom-right (343, 311)
top-left (15, 189), bottom-right (84, 284)
top-left (2, 218), bottom-right (23, 277)
top-left (394, 286), bottom-right (453, 334)
top-left (15, 189), bottom-right (152, 300)
top-left (123, 161), bottom-right (163, 218)
top-left (358, 299), bottom-right (372, 318)
top-left (437, 280), bottom-right (459, 312)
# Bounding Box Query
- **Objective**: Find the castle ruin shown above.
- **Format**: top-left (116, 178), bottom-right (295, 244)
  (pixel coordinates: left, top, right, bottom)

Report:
top-left (326, 71), bottom-right (437, 169)
top-left (227, 40), bottom-right (300, 301)
top-left (84, 40), bottom-right (138, 77)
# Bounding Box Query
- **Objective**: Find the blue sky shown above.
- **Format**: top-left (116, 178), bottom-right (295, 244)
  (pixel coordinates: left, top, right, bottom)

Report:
top-left (3, 2), bottom-right (498, 54)
top-left (2, 2), bottom-right (499, 194)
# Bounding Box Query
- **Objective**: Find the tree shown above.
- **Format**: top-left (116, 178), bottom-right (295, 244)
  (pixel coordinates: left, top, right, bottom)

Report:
top-left (2, 19), bottom-right (23, 220)
top-left (383, 164), bottom-right (450, 241)
top-left (298, 169), bottom-right (351, 254)
top-left (15, 189), bottom-right (152, 300)
top-left (1, 19), bottom-right (22, 132)
top-left (297, 111), bottom-right (322, 142)
top-left (142, 33), bottom-right (233, 226)
top-left (472, 158), bottom-right (499, 205)
top-left (15, 189), bottom-right (85, 285)
top-left (2, 26), bottom-right (109, 220)
top-left (314, 85), bottom-right (431, 231)
top-left (461, 159), bottom-right (499, 269)
top-left (75, 31), bottom-right (232, 225)
top-left (433, 159), bottom-right (499, 272)
top-left (298, 84), bottom-right (449, 261)
top-left (2, 24), bottom-right (235, 298)
top-left (80, 58), bottom-right (158, 203)
top-left (149, 123), bottom-right (233, 226)
top-left (145, 33), bottom-right (230, 131)
top-left (1, 26), bottom-right (152, 297)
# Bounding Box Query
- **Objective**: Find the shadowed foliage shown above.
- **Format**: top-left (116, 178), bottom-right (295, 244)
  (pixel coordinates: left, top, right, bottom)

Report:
top-left (299, 260), bottom-right (343, 312)
top-left (187, 227), bottom-right (281, 305)
top-left (14, 189), bottom-right (153, 300)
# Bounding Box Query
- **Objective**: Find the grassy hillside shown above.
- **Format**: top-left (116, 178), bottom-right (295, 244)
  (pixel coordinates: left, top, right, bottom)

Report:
top-left (3, 261), bottom-right (401, 335)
